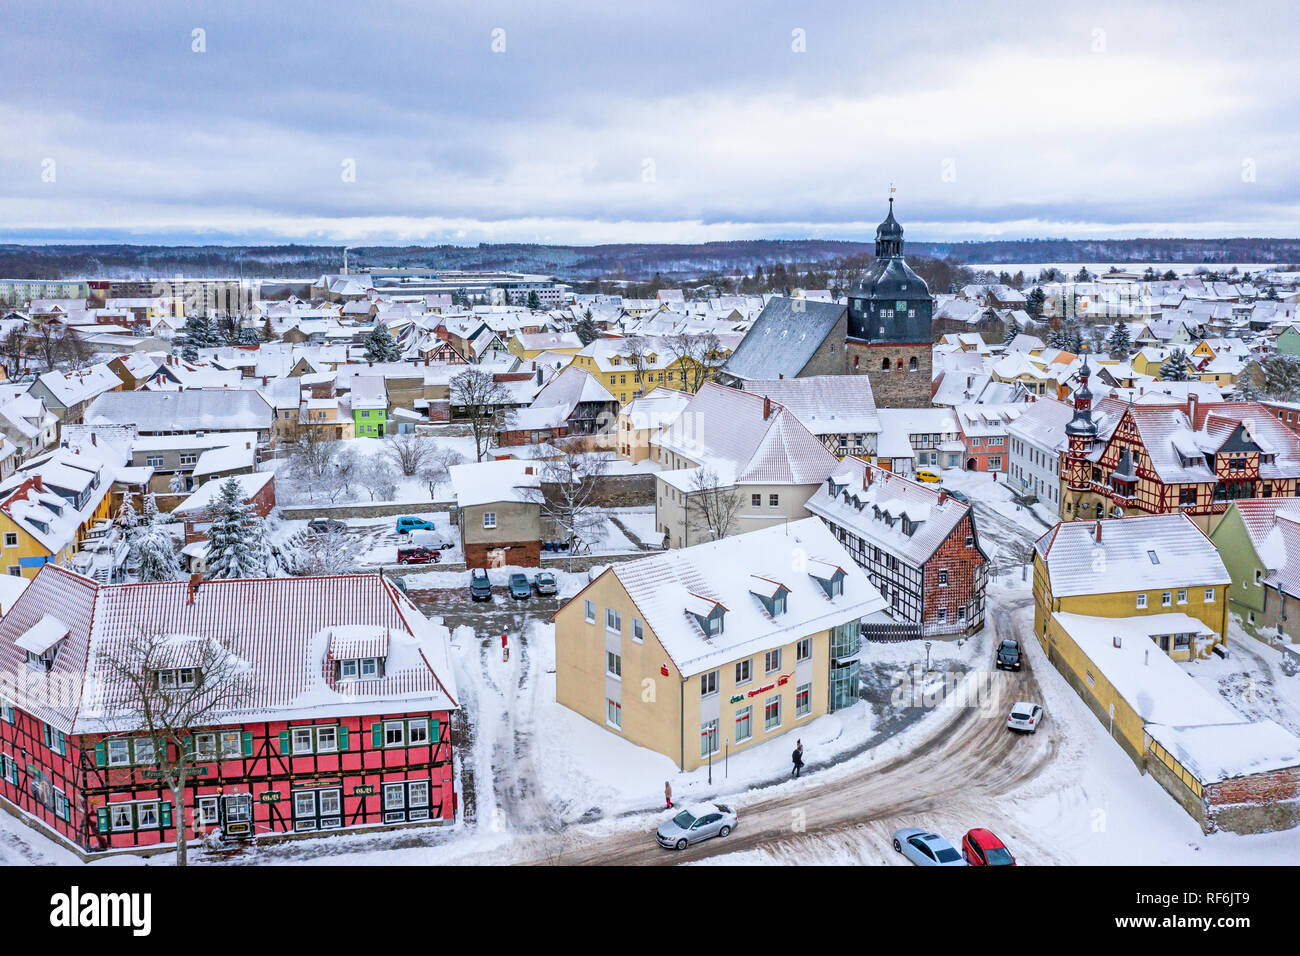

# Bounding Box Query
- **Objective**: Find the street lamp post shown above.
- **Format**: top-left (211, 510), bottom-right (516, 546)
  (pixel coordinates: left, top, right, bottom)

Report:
top-left (925, 640), bottom-right (932, 674)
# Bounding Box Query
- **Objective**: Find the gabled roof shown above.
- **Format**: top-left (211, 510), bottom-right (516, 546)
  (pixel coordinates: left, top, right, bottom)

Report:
top-left (84, 389), bottom-right (274, 433)
top-left (805, 458), bottom-right (982, 566)
top-left (657, 383), bottom-right (840, 486)
top-left (721, 297), bottom-right (846, 383)
top-left (606, 518), bottom-right (884, 677)
top-left (744, 375), bottom-right (880, 436)
top-left (1034, 514), bottom-right (1229, 597)
top-left (0, 567), bottom-right (458, 734)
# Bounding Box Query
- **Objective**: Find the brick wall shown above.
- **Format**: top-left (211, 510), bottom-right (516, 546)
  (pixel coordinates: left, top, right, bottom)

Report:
top-left (921, 512), bottom-right (988, 634)
top-left (465, 539), bottom-right (540, 569)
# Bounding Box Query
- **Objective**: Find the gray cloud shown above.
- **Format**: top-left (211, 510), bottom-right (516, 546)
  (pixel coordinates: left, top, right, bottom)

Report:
top-left (1, 0), bottom-right (1297, 243)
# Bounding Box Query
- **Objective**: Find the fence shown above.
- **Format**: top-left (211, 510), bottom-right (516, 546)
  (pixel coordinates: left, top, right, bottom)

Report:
top-left (861, 621), bottom-right (924, 643)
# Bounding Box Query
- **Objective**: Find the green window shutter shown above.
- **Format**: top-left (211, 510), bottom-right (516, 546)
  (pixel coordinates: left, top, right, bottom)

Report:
top-left (279, 730), bottom-right (291, 754)
top-left (96, 808), bottom-right (109, 833)
top-left (182, 736), bottom-right (193, 759)
top-left (241, 731), bottom-right (254, 757)
top-left (42, 724), bottom-right (50, 749)
top-left (372, 723), bottom-right (383, 748)
top-left (94, 741), bottom-right (106, 767)
top-left (160, 801), bottom-right (172, 829)
top-left (431, 719), bottom-right (441, 747)
top-left (338, 726), bottom-right (349, 751)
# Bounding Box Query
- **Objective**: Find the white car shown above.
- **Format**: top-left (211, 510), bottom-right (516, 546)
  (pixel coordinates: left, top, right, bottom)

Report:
top-left (1007, 701), bottom-right (1044, 733)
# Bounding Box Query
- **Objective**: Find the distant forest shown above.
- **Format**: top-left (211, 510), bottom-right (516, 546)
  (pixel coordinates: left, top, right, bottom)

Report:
top-left (2, 237), bottom-right (1299, 285)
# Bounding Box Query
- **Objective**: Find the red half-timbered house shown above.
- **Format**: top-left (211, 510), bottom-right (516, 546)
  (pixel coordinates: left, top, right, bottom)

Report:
top-left (804, 458), bottom-right (990, 635)
top-left (1062, 359), bottom-right (1300, 531)
top-left (0, 566), bottom-right (458, 856)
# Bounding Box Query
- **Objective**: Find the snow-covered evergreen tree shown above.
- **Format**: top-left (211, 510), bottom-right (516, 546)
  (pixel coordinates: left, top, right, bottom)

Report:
top-left (1002, 316), bottom-right (1021, 346)
top-left (116, 497), bottom-right (139, 531)
top-left (180, 314), bottom-right (218, 355)
top-left (1107, 318), bottom-right (1132, 357)
top-left (131, 498), bottom-right (180, 582)
top-left (204, 478), bottom-right (268, 580)
top-left (575, 310), bottom-right (599, 345)
top-left (363, 322), bottom-right (403, 363)
top-left (1160, 348), bottom-right (1193, 382)
top-left (169, 472), bottom-right (187, 494)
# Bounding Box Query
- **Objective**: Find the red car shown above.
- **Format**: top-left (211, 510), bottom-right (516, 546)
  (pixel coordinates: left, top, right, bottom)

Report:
top-left (397, 546), bottom-right (441, 565)
top-left (961, 828), bottom-right (1016, 866)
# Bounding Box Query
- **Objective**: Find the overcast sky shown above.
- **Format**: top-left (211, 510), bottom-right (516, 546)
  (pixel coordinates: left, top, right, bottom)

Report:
top-left (1, 0), bottom-right (1296, 245)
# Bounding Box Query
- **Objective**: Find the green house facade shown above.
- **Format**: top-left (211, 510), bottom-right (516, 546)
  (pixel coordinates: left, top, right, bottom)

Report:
top-left (354, 405), bottom-right (388, 438)
top-left (1208, 498), bottom-right (1300, 641)
top-left (1276, 326), bottom-right (1300, 357)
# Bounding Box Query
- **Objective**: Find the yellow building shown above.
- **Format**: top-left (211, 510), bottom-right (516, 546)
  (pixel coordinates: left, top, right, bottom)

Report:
top-left (1033, 513), bottom-right (1231, 661)
top-left (615, 388), bottom-right (691, 463)
top-left (506, 331), bottom-right (584, 360)
top-left (553, 519), bottom-right (884, 771)
top-left (0, 458), bottom-right (115, 579)
top-left (569, 336), bottom-right (734, 406)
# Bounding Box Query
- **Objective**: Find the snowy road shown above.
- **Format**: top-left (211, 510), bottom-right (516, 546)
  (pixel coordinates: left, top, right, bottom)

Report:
top-left (492, 593), bottom-right (1067, 866)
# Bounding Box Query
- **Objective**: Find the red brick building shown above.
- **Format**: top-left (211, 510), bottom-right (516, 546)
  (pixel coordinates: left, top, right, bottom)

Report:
top-left (172, 472), bottom-right (276, 545)
top-left (0, 567), bottom-right (458, 857)
top-left (804, 458), bottom-right (990, 635)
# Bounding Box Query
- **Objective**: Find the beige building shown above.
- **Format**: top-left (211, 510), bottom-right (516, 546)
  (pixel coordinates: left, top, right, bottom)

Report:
top-left (652, 383), bottom-right (841, 549)
top-left (554, 518), bottom-right (885, 771)
top-left (449, 458), bottom-right (543, 567)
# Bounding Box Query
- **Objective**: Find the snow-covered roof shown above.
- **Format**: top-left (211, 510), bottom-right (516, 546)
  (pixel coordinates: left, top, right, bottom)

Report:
top-left (15, 614), bottom-right (69, 655)
top-left (0, 567), bottom-right (458, 733)
top-left (84, 389), bottom-right (274, 433)
top-left (1052, 610), bottom-right (1300, 784)
top-left (744, 376), bottom-right (880, 436)
top-left (805, 458), bottom-right (981, 566)
top-left (656, 383), bottom-right (840, 486)
top-left (448, 458), bottom-right (541, 508)
top-left (1034, 514), bottom-right (1230, 597)
top-left (604, 518), bottom-right (885, 677)
top-left (172, 471), bottom-right (274, 515)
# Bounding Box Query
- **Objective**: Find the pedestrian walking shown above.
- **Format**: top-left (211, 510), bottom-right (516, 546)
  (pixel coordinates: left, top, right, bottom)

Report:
top-left (791, 740), bottom-right (804, 778)
top-left (664, 781), bottom-right (674, 809)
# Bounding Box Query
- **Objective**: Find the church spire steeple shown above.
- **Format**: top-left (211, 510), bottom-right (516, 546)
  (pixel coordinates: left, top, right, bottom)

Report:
top-left (875, 196), bottom-right (904, 258)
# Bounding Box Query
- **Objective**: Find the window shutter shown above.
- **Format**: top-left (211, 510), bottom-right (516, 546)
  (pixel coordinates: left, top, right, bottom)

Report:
top-left (182, 736), bottom-right (193, 759)
top-left (160, 801), bottom-right (172, 829)
top-left (430, 719), bottom-right (441, 749)
top-left (279, 730), bottom-right (291, 754)
top-left (96, 808), bottom-right (109, 833)
top-left (242, 731), bottom-right (254, 757)
top-left (372, 723), bottom-right (383, 748)
top-left (94, 741), bottom-right (106, 767)
top-left (338, 726), bottom-right (349, 751)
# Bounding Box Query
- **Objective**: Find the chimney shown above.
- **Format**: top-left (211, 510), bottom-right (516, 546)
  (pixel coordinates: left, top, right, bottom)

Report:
top-left (1094, 520), bottom-right (1102, 543)
top-left (938, 490), bottom-right (948, 505)
top-left (188, 573), bottom-right (202, 604)
top-left (90, 433), bottom-right (97, 446)
top-left (1187, 392), bottom-right (1198, 422)
top-left (762, 396), bottom-right (772, 420)
top-left (524, 465), bottom-right (534, 475)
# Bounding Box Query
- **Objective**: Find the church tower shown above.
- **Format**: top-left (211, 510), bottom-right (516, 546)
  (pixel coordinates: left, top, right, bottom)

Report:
top-left (1063, 354), bottom-right (1099, 518)
top-left (846, 198), bottom-right (933, 408)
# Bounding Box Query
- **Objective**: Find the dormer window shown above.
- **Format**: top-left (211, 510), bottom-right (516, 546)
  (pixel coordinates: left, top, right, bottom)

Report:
top-left (16, 615), bottom-right (68, 672)
top-left (338, 657), bottom-right (381, 681)
top-left (807, 560), bottom-right (846, 599)
top-left (685, 594), bottom-right (726, 636)
top-left (157, 667), bottom-right (199, 690)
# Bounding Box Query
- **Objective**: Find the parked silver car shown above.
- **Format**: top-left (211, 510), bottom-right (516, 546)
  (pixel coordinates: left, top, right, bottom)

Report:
top-left (892, 828), bottom-right (967, 866)
top-left (655, 802), bottom-right (737, 850)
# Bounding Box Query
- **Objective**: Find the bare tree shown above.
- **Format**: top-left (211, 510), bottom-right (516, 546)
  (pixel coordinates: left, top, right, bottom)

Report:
top-left (361, 456), bottom-right (399, 501)
top-left (0, 327), bottom-right (27, 380)
top-left (687, 466), bottom-right (743, 543)
top-left (288, 430), bottom-right (337, 484)
top-left (450, 368), bottom-right (512, 461)
top-left (666, 331), bottom-right (724, 392)
top-left (95, 629), bottom-right (252, 866)
top-left (419, 445), bottom-right (466, 497)
top-left (621, 334), bottom-right (655, 400)
top-left (27, 317), bottom-right (64, 371)
top-left (383, 434), bottom-right (433, 477)
top-left (296, 528), bottom-right (361, 575)
top-left (529, 438), bottom-right (610, 570)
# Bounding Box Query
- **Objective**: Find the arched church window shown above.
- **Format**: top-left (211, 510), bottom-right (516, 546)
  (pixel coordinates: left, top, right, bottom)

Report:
top-left (881, 358), bottom-right (890, 370)
top-left (908, 356), bottom-right (918, 371)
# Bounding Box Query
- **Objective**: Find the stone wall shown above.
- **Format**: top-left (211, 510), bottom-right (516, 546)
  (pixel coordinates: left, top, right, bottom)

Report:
top-left (847, 340), bottom-right (932, 408)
